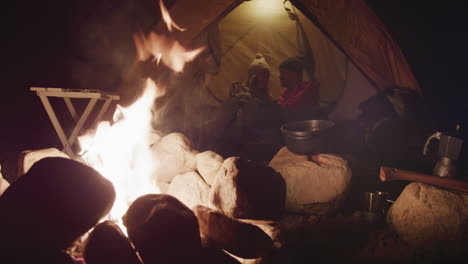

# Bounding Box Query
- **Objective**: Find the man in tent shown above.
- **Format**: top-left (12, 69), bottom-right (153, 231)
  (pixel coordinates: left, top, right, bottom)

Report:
top-left (277, 56), bottom-right (324, 122)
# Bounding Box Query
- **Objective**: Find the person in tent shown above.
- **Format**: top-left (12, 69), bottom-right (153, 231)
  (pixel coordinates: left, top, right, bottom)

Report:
top-left (204, 53), bottom-right (282, 160)
top-left (277, 56), bottom-right (323, 122)
top-left (229, 53), bottom-right (272, 104)
top-left (229, 53), bottom-right (280, 130)
top-left (246, 53), bottom-right (273, 103)
top-left (231, 53), bottom-right (283, 162)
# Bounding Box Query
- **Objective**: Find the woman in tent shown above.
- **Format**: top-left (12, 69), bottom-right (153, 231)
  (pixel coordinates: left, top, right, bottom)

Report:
top-left (202, 53), bottom-right (282, 160)
top-left (245, 53), bottom-right (273, 103)
top-left (230, 54), bottom-right (284, 162)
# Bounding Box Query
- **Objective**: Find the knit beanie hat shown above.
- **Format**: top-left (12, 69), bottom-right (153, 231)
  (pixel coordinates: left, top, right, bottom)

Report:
top-left (279, 56), bottom-right (303, 73)
top-left (248, 53), bottom-right (270, 78)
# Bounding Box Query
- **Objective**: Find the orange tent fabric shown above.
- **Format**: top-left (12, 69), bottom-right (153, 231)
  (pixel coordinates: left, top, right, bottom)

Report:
top-left (159, 0), bottom-right (420, 95)
top-left (290, 0), bottom-right (421, 93)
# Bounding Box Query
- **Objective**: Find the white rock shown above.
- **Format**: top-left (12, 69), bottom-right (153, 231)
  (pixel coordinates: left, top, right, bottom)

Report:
top-left (17, 148), bottom-right (70, 176)
top-left (1, 165), bottom-right (10, 196)
top-left (209, 157), bottom-right (286, 219)
top-left (196, 151), bottom-right (224, 186)
top-left (167, 171), bottom-right (211, 209)
top-left (151, 133), bottom-right (198, 183)
top-left (386, 182), bottom-right (468, 248)
top-left (148, 130), bottom-right (162, 146)
top-left (194, 205), bottom-right (274, 259)
top-left (156, 181), bottom-right (171, 194)
top-left (269, 147), bottom-right (351, 215)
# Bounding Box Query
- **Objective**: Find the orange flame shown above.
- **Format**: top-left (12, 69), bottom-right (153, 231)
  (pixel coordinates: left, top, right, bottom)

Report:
top-left (78, 79), bottom-right (162, 228)
top-left (159, 0), bottom-right (186, 32)
top-left (133, 32), bottom-right (204, 72)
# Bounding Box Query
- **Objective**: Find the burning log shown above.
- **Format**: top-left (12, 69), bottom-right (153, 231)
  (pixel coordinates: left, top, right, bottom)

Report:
top-left (386, 182), bottom-right (468, 252)
top-left (196, 150), bottom-right (224, 186)
top-left (209, 157), bottom-right (286, 219)
top-left (167, 171), bottom-right (211, 209)
top-left (0, 157), bottom-right (115, 263)
top-left (269, 147), bottom-right (352, 215)
top-left (83, 221), bottom-right (142, 264)
top-left (194, 205), bottom-right (274, 259)
top-left (123, 194), bottom-right (202, 264)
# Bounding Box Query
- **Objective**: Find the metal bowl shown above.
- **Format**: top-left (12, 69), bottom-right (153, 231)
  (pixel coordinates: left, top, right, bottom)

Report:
top-left (280, 120), bottom-right (335, 155)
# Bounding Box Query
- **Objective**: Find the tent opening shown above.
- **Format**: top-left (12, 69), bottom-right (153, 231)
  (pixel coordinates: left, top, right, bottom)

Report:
top-left (198, 0), bottom-right (377, 120)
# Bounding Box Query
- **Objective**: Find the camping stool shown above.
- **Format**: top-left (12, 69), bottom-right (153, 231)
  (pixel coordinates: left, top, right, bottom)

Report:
top-left (30, 87), bottom-right (120, 158)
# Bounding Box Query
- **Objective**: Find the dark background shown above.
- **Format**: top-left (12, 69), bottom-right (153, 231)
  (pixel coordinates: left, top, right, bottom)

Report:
top-left (1, 0), bottom-right (467, 175)
top-left (367, 0), bottom-right (468, 121)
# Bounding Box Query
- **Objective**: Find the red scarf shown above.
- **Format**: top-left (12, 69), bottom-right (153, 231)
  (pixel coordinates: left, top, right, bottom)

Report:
top-left (277, 81), bottom-right (319, 110)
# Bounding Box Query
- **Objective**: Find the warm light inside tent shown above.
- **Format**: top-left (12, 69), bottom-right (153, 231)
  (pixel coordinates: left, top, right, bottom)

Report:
top-left (244, 0), bottom-right (286, 18)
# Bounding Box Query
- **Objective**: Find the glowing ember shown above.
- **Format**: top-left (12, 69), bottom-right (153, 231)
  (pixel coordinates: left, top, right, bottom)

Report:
top-left (78, 79), bottom-right (161, 226)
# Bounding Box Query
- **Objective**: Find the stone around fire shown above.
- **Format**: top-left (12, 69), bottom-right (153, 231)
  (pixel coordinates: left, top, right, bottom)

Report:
top-left (209, 157), bottom-right (286, 219)
top-left (167, 171), bottom-right (211, 209)
top-left (269, 147), bottom-right (351, 215)
top-left (150, 133), bottom-right (198, 183)
top-left (0, 166), bottom-right (9, 195)
top-left (123, 194), bottom-right (202, 264)
top-left (17, 147), bottom-right (70, 176)
top-left (194, 205), bottom-right (274, 259)
top-left (83, 221), bottom-right (142, 264)
top-left (200, 238), bottom-right (242, 264)
top-left (0, 157), bottom-right (115, 262)
top-left (196, 150), bottom-right (224, 186)
top-left (387, 182), bottom-right (468, 259)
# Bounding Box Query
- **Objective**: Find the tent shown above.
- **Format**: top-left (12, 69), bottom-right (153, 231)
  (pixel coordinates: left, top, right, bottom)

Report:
top-left (150, 0), bottom-right (421, 121)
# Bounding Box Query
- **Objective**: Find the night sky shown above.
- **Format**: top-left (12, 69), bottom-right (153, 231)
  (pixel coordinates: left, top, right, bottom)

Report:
top-left (1, 0), bottom-right (467, 169)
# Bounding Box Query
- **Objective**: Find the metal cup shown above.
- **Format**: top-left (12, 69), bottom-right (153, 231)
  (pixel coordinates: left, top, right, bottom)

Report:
top-left (364, 191), bottom-right (389, 214)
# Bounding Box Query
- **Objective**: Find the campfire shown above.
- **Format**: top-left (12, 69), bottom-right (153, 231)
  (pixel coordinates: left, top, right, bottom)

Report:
top-left (77, 0), bottom-right (205, 229)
